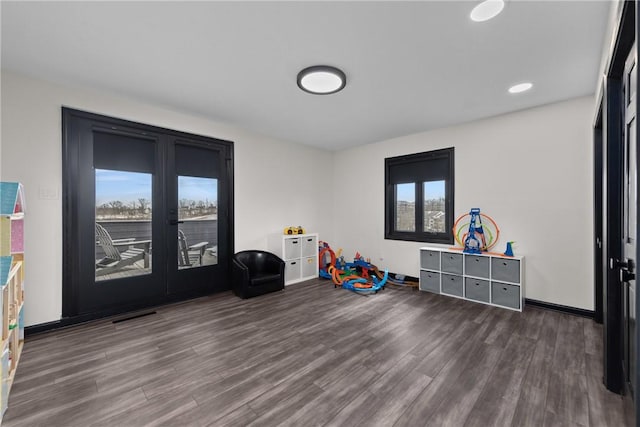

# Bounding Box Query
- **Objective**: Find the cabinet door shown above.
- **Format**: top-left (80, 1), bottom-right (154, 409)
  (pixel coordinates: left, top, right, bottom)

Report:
top-left (301, 235), bottom-right (317, 257)
top-left (284, 238), bottom-right (301, 260)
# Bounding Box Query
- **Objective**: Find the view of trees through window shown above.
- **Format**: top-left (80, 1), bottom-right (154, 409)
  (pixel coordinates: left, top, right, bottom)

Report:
top-left (395, 180), bottom-right (446, 233)
top-left (95, 169), bottom-right (152, 221)
top-left (395, 183), bottom-right (415, 231)
top-left (423, 180), bottom-right (446, 233)
top-left (178, 176), bottom-right (218, 221)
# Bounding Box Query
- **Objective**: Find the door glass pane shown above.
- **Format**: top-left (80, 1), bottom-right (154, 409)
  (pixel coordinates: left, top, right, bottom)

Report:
top-left (423, 180), bottom-right (446, 233)
top-left (178, 176), bottom-right (218, 269)
top-left (95, 169), bottom-right (152, 281)
top-left (395, 183), bottom-right (415, 232)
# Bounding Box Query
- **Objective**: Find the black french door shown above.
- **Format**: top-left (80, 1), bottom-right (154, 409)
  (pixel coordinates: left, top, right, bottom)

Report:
top-left (622, 42), bottom-right (638, 407)
top-left (63, 108), bottom-right (233, 319)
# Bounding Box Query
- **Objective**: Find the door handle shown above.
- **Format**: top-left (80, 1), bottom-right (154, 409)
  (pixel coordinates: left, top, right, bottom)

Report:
top-left (168, 220), bottom-right (184, 225)
top-left (622, 270), bottom-right (636, 282)
top-left (616, 258), bottom-right (636, 282)
top-left (614, 258), bottom-right (635, 271)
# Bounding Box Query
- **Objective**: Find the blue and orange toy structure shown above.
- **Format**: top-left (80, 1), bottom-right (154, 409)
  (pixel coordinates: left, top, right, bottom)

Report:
top-left (318, 242), bottom-right (418, 293)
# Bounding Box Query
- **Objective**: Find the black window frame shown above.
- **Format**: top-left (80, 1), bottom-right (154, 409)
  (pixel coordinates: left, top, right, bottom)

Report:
top-left (385, 147), bottom-right (454, 244)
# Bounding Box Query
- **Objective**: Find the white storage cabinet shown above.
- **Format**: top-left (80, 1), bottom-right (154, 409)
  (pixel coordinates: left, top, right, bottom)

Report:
top-left (419, 247), bottom-right (525, 312)
top-left (269, 233), bottom-right (319, 285)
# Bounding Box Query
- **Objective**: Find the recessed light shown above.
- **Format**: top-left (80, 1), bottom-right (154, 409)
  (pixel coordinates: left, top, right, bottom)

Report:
top-left (508, 82), bottom-right (533, 94)
top-left (470, 0), bottom-right (505, 22)
top-left (297, 66), bottom-right (346, 95)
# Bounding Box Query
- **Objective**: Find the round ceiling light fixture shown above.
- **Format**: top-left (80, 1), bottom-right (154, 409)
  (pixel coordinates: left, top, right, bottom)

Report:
top-left (297, 65), bottom-right (346, 95)
top-left (470, 0), bottom-right (505, 22)
top-left (508, 82), bottom-right (533, 94)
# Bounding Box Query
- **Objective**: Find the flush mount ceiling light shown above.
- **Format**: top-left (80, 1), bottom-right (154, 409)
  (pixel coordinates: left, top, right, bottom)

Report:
top-left (508, 82), bottom-right (533, 94)
top-left (470, 0), bottom-right (505, 22)
top-left (297, 65), bottom-right (346, 95)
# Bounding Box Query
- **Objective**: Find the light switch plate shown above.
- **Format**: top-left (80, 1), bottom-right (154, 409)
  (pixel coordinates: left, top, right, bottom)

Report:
top-left (38, 186), bottom-right (58, 200)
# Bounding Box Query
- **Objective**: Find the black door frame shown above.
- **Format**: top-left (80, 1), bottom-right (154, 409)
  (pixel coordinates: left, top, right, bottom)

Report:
top-left (62, 107), bottom-right (234, 323)
top-left (595, 97), bottom-right (604, 325)
top-left (598, 1), bottom-right (640, 422)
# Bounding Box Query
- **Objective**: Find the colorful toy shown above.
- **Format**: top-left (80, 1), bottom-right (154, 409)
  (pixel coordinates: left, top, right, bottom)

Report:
top-left (504, 241), bottom-right (515, 257)
top-left (318, 241), bottom-right (419, 294)
top-left (452, 209), bottom-right (500, 252)
top-left (283, 226), bottom-right (305, 235)
top-left (463, 208), bottom-right (484, 254)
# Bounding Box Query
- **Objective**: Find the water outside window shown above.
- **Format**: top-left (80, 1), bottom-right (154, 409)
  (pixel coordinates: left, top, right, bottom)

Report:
top-left (178, 176), bottom-right (218, 269)
top-left (95, 169), bottom-right (152, 280)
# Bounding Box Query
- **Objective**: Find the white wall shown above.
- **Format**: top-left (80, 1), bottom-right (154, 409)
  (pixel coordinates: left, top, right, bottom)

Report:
top-left (331, 96), bottom-right (594, 310)
top-left (593, 0), bottom-right (624, 103)
top-left (0, 68), bottom-right (597, 323)
top-left (1, 70), bottom-right (333, 326)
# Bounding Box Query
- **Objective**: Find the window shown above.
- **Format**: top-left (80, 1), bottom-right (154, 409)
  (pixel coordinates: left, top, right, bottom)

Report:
top-left (385, 147), bottom-right (454, 243)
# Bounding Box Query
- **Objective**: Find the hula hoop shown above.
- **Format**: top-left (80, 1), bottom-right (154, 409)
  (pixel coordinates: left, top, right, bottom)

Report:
top-left (452, 212), bottom-right (500, 250)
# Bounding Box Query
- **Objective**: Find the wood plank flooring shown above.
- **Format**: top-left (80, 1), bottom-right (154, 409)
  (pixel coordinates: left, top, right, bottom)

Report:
top-left (4, 279), bottom-right (628, 426)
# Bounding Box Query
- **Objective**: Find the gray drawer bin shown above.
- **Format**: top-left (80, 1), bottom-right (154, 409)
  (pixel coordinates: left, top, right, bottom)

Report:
top-left (284, 238), bottom-right (301, 260)
top-left (491, 282), bottom-right (521, 309)
top-left (441, 274), bottom-right (463, 297)
top-left (465, 255), bottom-right (490, 278)
top-left (302, 256), bottom-right (317, 278)
top-left (420, 270), bottom-right (440, 294)
top-left (420, 250), bottom-right (440, 270)
top-left (285, 259), bottom-right (301, 283)
top-left (441, 253), bottom-right (463, 274)
top-left (301, 236), bottom-right (317, 257)
top-left (465, 278), bottom-right (490, 303)
top-left (491, 258), bottom-right (520, 283)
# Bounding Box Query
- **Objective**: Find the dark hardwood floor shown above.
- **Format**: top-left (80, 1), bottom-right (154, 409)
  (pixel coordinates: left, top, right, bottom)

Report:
top-left (4, 279), bottom-right (627, 426)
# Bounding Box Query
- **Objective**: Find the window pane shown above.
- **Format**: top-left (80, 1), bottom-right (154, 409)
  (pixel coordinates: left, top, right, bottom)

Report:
top-left (95, 169), bottom-right (152, 281)
top-left (423, 180), bottom-right (446, 233)
top-left (178, 176), bottom-right (218, 269)
top-left (396, 183), bottom-right (415, 232)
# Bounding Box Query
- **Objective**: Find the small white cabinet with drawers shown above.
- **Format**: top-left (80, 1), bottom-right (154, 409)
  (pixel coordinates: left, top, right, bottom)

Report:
top-left (419, 247), bottom-right (524, 312)
top-left (269, 233), bottom-right (319, 285)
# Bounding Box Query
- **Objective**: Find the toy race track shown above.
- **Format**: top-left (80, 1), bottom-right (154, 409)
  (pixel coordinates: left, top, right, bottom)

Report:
top-left (318, 241), bottom-right (418, 293)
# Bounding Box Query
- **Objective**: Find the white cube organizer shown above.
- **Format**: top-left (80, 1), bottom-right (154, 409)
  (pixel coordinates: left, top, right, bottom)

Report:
top-left (269, 233), bottom-right (319, 285)
top-left (419, 247), bottom-right (525, 312)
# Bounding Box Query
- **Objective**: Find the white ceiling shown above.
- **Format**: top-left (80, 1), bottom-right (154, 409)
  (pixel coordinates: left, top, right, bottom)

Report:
top-left (1, 1), bottom-right (610, 151)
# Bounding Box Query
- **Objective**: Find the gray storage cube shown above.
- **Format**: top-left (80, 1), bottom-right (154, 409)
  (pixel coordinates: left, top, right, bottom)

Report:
top-left (465, 255), bottom-right (490, 278)
top-left (301, 236), bottom-right (317, 257)
top-left (285, 259), bottom-right (301, 283)
top-left (464, 278), bottom-right (490, 303)
top-left (420, 250), bottom-right (440, 270)
top-left (491, 282), bottom-right (521, 309)
top-left (302, 256), bottom-right (317, 278)
top-left (284, 238), bottom-right (301, 260)
top-left (491, 258), bottom-right (520, 283)
top-left (441, 273), bottom-right (463, 297)
top-left (420, 270), bottom-right (440, 294)
top-left (441, 252), bottom-right (463, 274)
